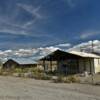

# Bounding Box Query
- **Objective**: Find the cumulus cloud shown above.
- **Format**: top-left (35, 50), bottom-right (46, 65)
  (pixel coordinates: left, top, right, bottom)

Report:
top-left (0, 42), bottom-right (70, 61)
top-left (0, 41), bottom-right (100, 62)
top-left (68, 40), bottom-right (100, 53)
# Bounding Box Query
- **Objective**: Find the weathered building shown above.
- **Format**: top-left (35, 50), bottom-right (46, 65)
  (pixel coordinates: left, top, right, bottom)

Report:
top-left (38, 50), bottom-right (100, 75)
top-left (3, 58), bottom-right (37, 70)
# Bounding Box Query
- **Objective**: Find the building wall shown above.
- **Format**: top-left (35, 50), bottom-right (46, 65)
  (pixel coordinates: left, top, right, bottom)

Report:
top-left (78, 58), bottom-right (100, 74)
top-left (78, 58), bottom-right (94, 74)
top-left (19, 64), bottom-right (37, 69)
top-left (3, 61), bottom-right (19, 70)
top-left (58, 60), bottom-right (79, 74)
top-left (94, 58), bottom-right (100, 73)
top-left (38, 58), bottom-right (100, 74)
top-left (37, 61), bottom-right (57, 71)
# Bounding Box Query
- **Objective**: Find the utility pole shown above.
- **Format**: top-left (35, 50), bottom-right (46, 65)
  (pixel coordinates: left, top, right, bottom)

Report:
top-left (91, 40), bottom-right (94, 84)
top-left (91, 40), bottom-right (94, 53)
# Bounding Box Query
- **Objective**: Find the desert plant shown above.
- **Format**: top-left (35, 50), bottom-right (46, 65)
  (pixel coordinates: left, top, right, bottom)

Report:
top-left (52, 75), bottom-right (80, 83)
top-left (52, 76), bottom-right (64, 83)
top-left (32, 71), bottom-right (51, 80)
top-left (14, 68), bottom-right (23, 73)
top-left (0, 69), bottom-right (3, 75)
top-left (67, 75), bottom-right (80, 83)
top-left (33, 67), bottom-right (44, 73)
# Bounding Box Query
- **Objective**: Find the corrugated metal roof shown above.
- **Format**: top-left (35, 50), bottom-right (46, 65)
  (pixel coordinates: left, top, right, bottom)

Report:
top-left (3, 58), bottom-right (37, 64)
top-left (69, 51), bottom-right (100, 58)
top-left (13, 58), bottom-right (37, 64)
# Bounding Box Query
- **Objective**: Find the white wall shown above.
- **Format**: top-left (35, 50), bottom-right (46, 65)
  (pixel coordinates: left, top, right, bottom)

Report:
top-left (94, 58), bottom-right (100, 73)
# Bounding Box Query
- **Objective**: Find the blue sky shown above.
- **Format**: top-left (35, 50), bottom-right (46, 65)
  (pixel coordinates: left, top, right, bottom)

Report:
top-left (0, 0), bottom-right (100, 50)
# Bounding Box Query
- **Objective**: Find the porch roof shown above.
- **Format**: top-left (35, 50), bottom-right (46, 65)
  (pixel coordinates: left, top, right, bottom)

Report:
top-left (70, 51), bottom-right (100, 58)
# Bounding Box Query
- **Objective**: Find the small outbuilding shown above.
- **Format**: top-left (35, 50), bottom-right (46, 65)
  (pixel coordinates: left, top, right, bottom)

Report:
top-left (3, 59), bottom-right (19, 70)
top-left (38, 50), bottom-right (100, 75)
top-left (3, 58), bottom-right (37, 70)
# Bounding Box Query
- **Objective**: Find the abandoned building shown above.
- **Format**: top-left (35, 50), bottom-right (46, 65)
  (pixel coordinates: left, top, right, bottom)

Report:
top-left (3, 58), bottom-right (37, 70)
top-left (38, 50), bottom-right (100, 75)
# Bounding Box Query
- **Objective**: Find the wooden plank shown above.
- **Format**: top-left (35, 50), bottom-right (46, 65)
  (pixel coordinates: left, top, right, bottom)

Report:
top-left (89, 59), bottom-right (92, 74)
top-left (84, 59), bottom-right (86, 71)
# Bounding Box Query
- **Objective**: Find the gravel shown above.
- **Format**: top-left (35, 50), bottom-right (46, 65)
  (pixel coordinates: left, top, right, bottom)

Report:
top-left (0, 76), bottom-right (100, 100)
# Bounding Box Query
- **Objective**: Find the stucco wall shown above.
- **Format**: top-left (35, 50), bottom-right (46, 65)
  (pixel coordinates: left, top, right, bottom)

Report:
top-left (94, 58), bottom-right (100, 73)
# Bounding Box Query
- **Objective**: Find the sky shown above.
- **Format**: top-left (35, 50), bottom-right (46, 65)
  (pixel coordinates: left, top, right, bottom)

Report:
top-left (0, 0), bottom-right (100, 50)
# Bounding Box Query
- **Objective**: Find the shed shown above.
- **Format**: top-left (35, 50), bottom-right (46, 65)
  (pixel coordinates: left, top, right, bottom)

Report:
top-left (3, 58), bottom-right (37, 70)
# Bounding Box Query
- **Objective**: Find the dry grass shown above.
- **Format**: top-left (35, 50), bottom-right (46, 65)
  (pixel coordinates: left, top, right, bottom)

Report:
top-left (52, 75), bottom-right (80, 83)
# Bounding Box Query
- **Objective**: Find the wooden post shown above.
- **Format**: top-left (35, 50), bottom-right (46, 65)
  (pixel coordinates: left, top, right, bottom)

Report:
top-left (89, 59), bottom-right (92, 74)
top-left (77, 59), bottom-right (80, 73)
top-left (91, 59), bottom-right (95, 84)
top-left (43, 60), bottom-right (45, 71)
top-left (57, 60), bottom-right (60, 75)
top-left (84, 59), bottom-right (86, 72)
top-left (50, 60), bottom-right (52, 72)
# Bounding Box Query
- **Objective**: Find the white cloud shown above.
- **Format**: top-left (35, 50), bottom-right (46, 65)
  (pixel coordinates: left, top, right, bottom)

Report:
top-left (0, 43), bottom-right (68, 60)
top-left (17, 4), bottom-right (43, 28)
top-left (17, 4), bottom-right (42, 18)
top-left (56, 43), bottom-right (71, 47)
top-left (0, 29), bottom-right (27, 35)
top-left (0, 41), bottom-right (100, 62)
top-left (68, 40), bottom-right (100, 52)
top-left (80, 31), bottom-right (100, 39)
top-left (0, 3), bottom-right (47, 37)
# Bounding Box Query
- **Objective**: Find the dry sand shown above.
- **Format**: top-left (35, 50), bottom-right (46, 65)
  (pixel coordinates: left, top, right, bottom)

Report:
top-left (0, 76), bottom-right (100, 100)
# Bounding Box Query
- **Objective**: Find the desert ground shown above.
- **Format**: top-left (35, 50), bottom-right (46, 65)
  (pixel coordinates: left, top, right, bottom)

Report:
top-left (0, 76), bottom-right (100, 100)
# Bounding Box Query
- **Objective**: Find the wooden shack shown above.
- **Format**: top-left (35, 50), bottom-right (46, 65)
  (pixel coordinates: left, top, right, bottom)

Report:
top-left (38, 50), bottom-right (100, 75)
top-left (3, 58), bottom-right (37, 70)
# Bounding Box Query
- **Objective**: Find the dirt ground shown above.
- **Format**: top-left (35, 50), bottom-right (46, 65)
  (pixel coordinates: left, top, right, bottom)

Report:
top-left (0, 76), bottom-right (100, 100)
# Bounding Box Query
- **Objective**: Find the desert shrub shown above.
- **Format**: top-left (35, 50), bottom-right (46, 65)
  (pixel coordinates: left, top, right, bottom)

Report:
top-left (2, 72), bottom-right (11, 76)
top-left (67, 75), bottom-right (80, 83)
top-left (12, 73), bottom-right (21, 77)
top-left (46, 70), bottom-right (58, 76)
top-left (41, 74), bottom-right (51, 80)
top-left (0, 69), bottom-right (3, 75)
top-left (33, 72), bottom-right (51, 80)
top-left (0, 68), bottom-right (13, 76)
top-left (33, 67), bottom-right (44, 73)
top-left (52, 75), bottom-right (80, 83)
top-left (14, 68), bottom-right (23, 73)
top-left (52, 76), bottom-right (64, 83)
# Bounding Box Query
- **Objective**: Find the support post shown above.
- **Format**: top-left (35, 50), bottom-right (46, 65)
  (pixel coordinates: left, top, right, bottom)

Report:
top-left (50, 60), bottom-right (52, 72)
top-left (89, 59), bottom-right (92, 74)
top-left (43, 60), bottom-right (45, 72)
top-left (57, 60), bottom-right (60, 75)
top-left (84, 59), bottom-right (86, 72)
top-left (77, 59), bottom-right (80, 73)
